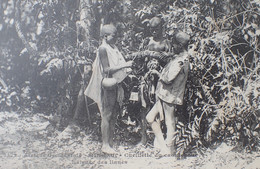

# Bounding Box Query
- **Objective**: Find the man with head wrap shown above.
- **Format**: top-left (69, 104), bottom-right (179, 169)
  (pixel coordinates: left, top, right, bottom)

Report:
top-left (85, 24), bottom-right (133, 154)
top-left (146, 31), bottom-right (190, 155)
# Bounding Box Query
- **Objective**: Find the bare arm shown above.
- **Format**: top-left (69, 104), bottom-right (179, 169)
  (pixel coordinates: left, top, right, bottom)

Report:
top-left (99, 46), bottom-right (132, 75)
top-left (126, 39), bottom-right (175, 61)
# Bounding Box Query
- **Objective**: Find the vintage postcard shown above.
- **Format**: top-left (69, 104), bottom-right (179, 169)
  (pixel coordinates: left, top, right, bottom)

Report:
top-left (0, 0), bottom-right (259, 168)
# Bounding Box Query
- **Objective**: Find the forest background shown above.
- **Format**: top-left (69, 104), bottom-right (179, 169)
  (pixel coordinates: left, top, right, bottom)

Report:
top-left (0, 0), bottom-right (259, 166)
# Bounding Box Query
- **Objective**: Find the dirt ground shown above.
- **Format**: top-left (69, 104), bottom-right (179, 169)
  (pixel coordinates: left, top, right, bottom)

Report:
top-left (0, 111), bottom-right (259, 169)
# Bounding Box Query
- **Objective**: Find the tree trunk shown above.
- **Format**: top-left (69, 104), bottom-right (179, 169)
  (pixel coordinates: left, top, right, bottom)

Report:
top-left (73, 0), bottom-right (93, 126)
top-left (14, 0), bottom-right (37, 57)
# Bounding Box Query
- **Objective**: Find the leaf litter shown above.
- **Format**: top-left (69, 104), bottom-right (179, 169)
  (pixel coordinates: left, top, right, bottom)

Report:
top-left (0, 111), bottom-right (259, 169)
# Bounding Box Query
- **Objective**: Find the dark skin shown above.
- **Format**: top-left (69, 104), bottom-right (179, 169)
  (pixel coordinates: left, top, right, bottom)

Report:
top-left (147, 18), bottom-right (171, 52)
top-left (142, 17), bottom-right (183, 154)
top-left (146, 40), bottom-right (189, 155)
top-left (127, 21), bottom-right (173, 61)
top-left (99, 33), bottom-right (132, 75)
top-left (129, 18), bottom-right (173, 146)
top-left (99, 31), bottom-right (132, 154)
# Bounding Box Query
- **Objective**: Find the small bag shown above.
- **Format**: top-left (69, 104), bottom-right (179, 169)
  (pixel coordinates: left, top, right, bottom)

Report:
top-left (129, 86), bottom-right (139, 101)
top-left (102, 77), bottom-right (117, 89)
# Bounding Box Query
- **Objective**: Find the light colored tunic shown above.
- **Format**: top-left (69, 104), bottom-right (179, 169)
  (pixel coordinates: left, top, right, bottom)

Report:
top-left (103, 41), bottom-right (128, 82)
top-left (84, 47), bottom-right (104, 112)
top-left (156, 51), bottom-right (189, 105)
top-left (84, 41), bottom-right (128, 112)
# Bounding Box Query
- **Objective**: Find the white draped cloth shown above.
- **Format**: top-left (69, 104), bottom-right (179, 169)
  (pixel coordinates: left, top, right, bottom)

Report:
top-left (84, 41), bottom-right (128, 112)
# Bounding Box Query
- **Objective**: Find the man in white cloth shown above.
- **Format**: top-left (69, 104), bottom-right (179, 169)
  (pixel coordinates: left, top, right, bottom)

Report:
top-left (85, 24), bottom-right (133, 154)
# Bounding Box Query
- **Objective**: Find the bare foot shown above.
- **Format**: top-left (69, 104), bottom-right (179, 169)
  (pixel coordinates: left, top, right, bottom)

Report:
top-left (136, 141), bottom-right (146, 148)
top-left (153, 138), bottom-right (171, 155)
top-left (160, 146), bottom-right (171, 155)
top-left (101, 146), bottom-right (117, 154)
top-left (153, 137), bottom-right (160, 149)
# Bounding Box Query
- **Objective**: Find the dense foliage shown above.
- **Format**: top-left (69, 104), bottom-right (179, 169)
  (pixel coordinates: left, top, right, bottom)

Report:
top-left (0, 0), bottom-right (259, 157)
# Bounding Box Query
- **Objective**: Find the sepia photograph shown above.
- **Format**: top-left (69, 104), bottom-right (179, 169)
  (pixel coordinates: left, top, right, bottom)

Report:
top-left (0, 0), bottom-right (259, 168)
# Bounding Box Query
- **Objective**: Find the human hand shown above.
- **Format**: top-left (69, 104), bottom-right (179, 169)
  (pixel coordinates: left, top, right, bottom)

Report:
top-left (149, 69), bottom-right (160, 76)
top-left (126, 68), bottom-right (132, 73)
top-left (124, 61), bottom-right (133, 68)
top-left (143, 50), bottom-right (150, 56)
top-left (144, 69), bottom-right (159, 79)
top-left (125, 54), bottom-right (133, 60)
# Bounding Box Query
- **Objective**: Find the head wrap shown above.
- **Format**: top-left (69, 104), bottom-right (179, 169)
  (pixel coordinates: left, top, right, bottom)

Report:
top-left (100, 24), bottom-right (117, 36)
top-left (149, 16), bottom-right (162, 27)
top-left (175, 32), bottom-right (190, 45)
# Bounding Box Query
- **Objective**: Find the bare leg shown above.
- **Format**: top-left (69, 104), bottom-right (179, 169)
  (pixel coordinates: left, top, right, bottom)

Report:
top-left (163, 102), bottom-right (176, 154)
top-left (101, 89), bottom-right (117, 154)
top-left (101, 112), bottom-right (113, 153)
top-left (146, 101), bottom-right (169, 154)
top-left (140, 107), bottom-right (149, 145)
top-left (109, 103), bottom-right (119, 147)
